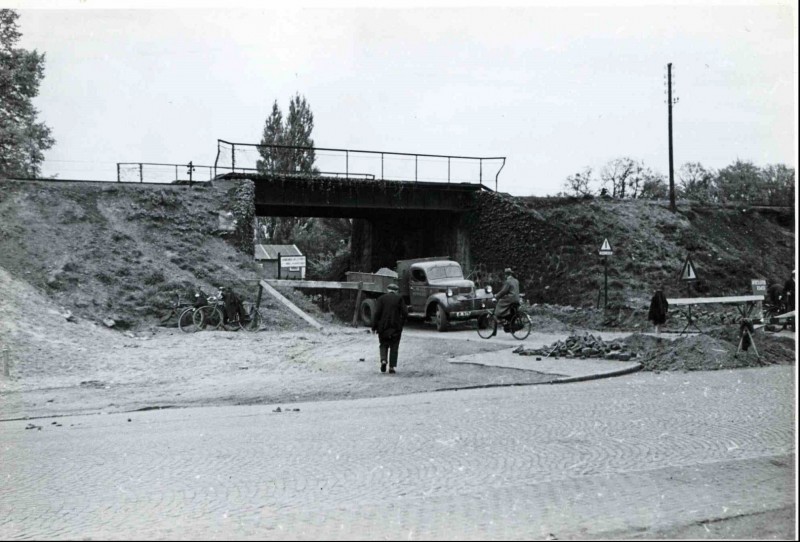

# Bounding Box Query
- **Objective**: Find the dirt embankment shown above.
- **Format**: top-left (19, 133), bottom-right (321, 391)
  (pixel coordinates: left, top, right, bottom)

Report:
top-left (0, 179), bottom-right (310, 331)
top-left (470, 193), bottom-right (794, 312)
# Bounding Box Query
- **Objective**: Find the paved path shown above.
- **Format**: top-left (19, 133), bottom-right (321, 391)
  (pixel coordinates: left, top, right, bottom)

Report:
top-left (1, 366), bottom-right (795, 540)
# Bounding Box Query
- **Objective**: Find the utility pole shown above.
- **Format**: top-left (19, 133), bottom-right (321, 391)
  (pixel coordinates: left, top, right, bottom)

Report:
top-left (667, 63), bottom-right (677, 212)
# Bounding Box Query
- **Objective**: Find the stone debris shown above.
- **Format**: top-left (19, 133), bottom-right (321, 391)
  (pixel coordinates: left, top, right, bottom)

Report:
top-left (513, 333), bottom-right (636, 361)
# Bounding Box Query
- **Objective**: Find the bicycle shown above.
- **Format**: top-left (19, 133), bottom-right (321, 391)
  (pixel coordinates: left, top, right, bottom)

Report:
top-left (194, 291), bottom-right (263, 332)
top-left (158, 293), bottom-right (201, 333)
top-left (228, 301), bottom-right (263, 332)
top-left (193, 291), bottom-right (225, 331)
top-left (476, 302), bottom-right (532, 340)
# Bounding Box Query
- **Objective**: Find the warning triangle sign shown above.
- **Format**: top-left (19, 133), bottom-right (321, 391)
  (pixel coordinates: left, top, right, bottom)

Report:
top-left (680, 255), bottom-right (698, 281)
top-left (600, 239), bottom-right (612, 251)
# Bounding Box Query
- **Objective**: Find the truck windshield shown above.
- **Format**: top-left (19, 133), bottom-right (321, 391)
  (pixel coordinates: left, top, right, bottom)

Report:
top-left (427, 264), bottom-right (464, 280)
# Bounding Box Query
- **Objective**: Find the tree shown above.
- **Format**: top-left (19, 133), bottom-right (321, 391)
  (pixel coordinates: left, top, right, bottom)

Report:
top-left (599, 157), bottom-right (639, 199)
top-left (0, 9), bottom-right (54, 178)
top-left (562, 167), bottom-right (595, 197)
top-left (678, 162), bottom-right (717, 203)
top-left (715, 160), bottom-right (762, 204)
top-left (638, 170), bottom-right (669, 200)
top-left (760, 163), bottom-right (795, 206)
top-left (256, 93), bottom-right (316, 176)
top-left (255, 93), bottom-right (318, 243)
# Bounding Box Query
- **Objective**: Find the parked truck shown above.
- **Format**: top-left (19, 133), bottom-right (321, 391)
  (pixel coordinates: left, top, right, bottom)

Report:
top-left (347, 257), bottom-right (496, 331)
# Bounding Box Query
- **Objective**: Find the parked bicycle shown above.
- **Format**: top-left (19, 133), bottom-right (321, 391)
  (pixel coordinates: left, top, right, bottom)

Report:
top-left (158, 292), bottom-right (201, 333)
top-left (194, 289), bottom-right (263, 332)
top-left (476, 302), bottom-right (532, 340)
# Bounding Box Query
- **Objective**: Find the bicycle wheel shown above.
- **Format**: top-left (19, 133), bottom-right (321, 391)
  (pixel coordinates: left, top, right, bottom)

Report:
top-left (477, 313), bottom-right (497, 339)
top-left (194, 306), bottom-right (223, 330)
top-left (511, 312), bottom-right (532, 340)
top-left (178, 307), bottom-right (197, 333)
top-left (241, 308), bottom-right (262, 332)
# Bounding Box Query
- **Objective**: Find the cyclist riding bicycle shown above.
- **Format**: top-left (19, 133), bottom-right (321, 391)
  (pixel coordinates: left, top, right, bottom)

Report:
top-left (491, 267), bottom-right (520, 336)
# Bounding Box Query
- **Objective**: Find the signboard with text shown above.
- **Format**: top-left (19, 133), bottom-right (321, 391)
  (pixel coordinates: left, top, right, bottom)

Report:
top-left (751, 279), bottom-right (767, 296)
top-left (280, 256), bottom-right (306, 268)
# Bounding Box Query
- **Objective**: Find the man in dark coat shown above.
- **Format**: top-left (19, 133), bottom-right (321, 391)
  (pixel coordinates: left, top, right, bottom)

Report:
top-left (371, 283), bottom-right (408, 374)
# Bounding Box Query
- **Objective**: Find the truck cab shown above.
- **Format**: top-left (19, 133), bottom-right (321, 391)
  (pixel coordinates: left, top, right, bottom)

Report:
top-left (399, 258), bottom-right (495, 331)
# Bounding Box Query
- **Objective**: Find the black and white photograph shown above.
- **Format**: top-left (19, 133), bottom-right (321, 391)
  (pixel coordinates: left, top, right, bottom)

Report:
top-left (1, 0), bottom-right (796, 539)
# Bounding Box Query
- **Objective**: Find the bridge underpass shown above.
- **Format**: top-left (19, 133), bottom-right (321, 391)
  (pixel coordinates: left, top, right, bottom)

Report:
top-left (220, 172), bottom-right (486, 272)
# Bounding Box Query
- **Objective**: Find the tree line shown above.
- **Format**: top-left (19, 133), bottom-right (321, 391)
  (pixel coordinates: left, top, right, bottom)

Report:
top-left (560, 157), bottom-right (795, 207)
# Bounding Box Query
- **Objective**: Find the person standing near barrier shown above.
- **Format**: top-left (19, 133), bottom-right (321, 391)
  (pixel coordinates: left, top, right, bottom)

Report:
top-left (371, 283), bottom-right (408, 374)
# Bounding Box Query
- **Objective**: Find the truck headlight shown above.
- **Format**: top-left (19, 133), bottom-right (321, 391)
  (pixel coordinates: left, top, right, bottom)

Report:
top-left (447, 288), bottom-right (453, 297)
top-left (486, 285), bottom-right (492, 294)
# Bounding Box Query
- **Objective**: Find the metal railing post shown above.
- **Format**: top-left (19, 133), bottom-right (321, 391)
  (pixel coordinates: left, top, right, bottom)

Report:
top-left (232, 143), bottom-right (236, 173)
top-left (381, 153), bottom-right (384, 180)
top-left (139, 163), bottom-right (143, 183)
top-left (448, 157), bottom-right (451, 183)
top-left (480, 159), bottom-right (483, 185)
top-left (117, 163), bottom-right (120, 183)
top-left (415, 155), bottom-right (418, 182)
top-left (346, 150), bottom-right (349, 178)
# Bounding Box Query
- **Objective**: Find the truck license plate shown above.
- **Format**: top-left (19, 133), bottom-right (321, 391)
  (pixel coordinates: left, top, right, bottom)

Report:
top-left (454, 311), bottom-right (470, 318)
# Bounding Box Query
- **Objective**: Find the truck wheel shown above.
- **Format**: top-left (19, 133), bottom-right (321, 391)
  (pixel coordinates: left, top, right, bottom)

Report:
top-left (435, 304), bottom-right (449, 332)
top-left (360, 298), bottom-right (377, 327)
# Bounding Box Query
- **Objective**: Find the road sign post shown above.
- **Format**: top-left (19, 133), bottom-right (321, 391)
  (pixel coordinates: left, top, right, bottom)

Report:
top-left (678, 254), bottom-right (702, 333)
top-left (598, 238), bottom-right (613, 308)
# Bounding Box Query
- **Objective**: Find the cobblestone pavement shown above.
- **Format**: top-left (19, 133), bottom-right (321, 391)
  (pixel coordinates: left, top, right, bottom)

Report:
top-left (1, 366), bottom-right (795, 540)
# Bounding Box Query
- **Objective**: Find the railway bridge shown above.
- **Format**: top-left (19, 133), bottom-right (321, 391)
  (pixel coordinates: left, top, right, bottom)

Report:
top-left (214, 141), bottom-right (506, 272)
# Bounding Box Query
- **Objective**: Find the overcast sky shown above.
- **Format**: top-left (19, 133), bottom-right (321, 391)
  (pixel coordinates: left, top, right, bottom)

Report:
top-left (7, 1), bottom-right (798, 196)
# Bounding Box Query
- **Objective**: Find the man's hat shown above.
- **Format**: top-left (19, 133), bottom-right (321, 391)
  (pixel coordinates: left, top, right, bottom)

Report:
top-left (504, 267), bottom-right (513, 274)
top-left (387, 283), bottom-right (399, 291)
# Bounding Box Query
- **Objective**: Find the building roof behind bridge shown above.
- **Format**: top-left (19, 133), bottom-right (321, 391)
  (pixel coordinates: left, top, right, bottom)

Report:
top-left (254, 244), bottom-right (303, 260)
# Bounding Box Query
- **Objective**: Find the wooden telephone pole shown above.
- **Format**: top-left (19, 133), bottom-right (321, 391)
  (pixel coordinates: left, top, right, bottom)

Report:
top-left (667, 63), bottom-right (677, 212)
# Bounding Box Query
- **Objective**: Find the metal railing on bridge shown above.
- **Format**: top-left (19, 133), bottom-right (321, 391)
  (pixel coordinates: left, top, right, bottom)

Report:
top-left (214, 140), bottom-right (506, 191)
top-left (115, 162), bottom-right (375, 184)
top-left (116, 162), bottom-right (217, 184)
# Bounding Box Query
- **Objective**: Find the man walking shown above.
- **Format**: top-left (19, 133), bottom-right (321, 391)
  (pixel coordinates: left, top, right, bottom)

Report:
top-left (372, 283), bottom-right (408, 374)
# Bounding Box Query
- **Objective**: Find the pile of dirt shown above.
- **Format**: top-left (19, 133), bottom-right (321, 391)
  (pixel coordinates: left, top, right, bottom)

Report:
top-left (619, 330), bottom-right (795, 372)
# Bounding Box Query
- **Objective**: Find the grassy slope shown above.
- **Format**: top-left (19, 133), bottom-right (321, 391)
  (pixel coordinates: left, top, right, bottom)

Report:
top-left (470, 193), bottom-right (794, 309)
top-left (0, 180), bottom-right (312, 330)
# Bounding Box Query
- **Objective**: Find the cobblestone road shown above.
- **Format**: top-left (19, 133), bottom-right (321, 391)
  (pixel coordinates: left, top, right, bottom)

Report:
top-left (1, 366), bottom-right (795, 540)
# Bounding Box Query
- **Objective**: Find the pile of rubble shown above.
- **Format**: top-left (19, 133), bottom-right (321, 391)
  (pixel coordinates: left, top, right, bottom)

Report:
top-left (513, 333), bottom-right (637, 361)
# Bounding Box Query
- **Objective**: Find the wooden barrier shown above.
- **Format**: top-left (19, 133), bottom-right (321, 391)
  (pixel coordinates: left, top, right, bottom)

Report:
top-left (666, 294), bottom-right (764, 356)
